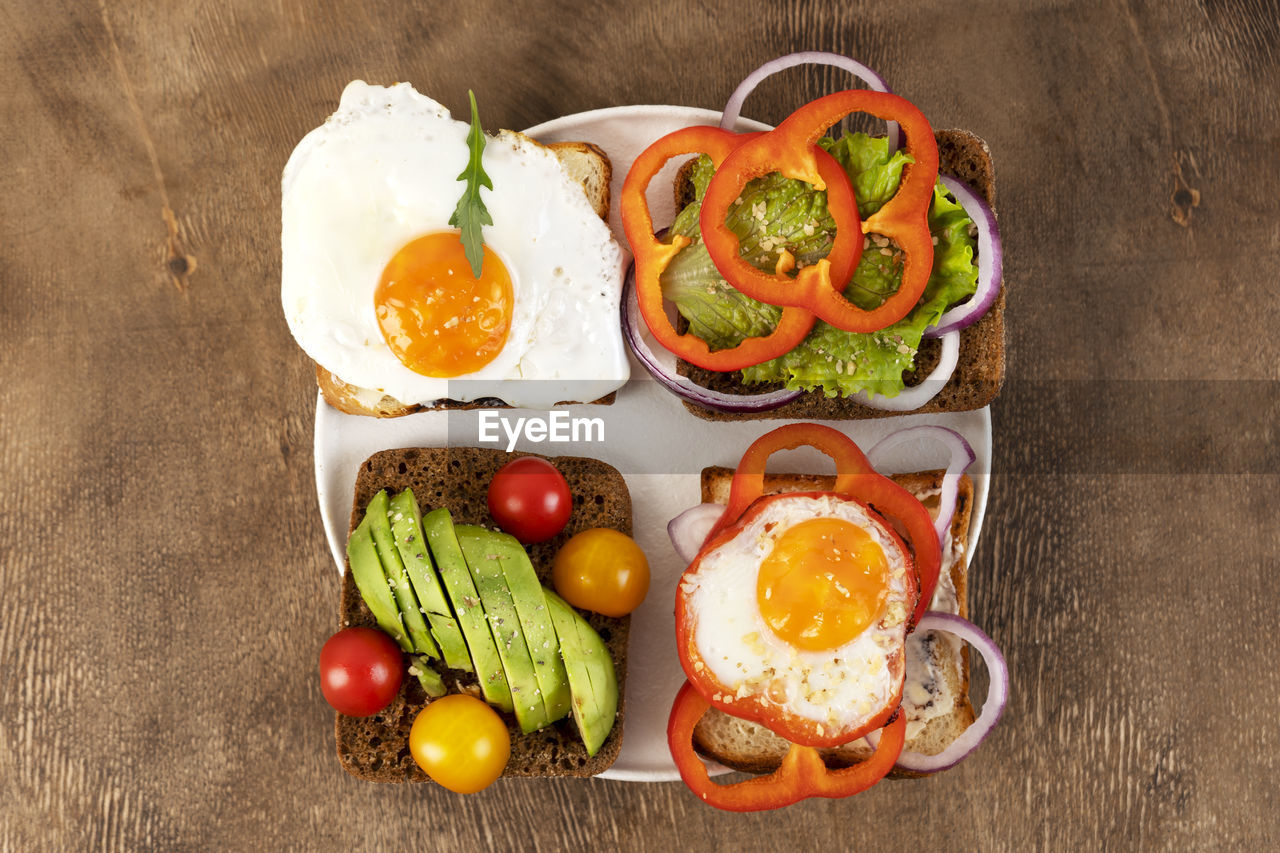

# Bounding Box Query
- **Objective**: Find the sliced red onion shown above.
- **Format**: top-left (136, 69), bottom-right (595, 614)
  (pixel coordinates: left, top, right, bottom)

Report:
top-left (867, 426), bottom-right (975, 546)
top-left (621, 264), bottom-right (804, 413)
top-left (851, 330), bottom-right (959, 411)
top-left (925, 176), bottom-right (1003, 338)
top-left (867, 612), bottom-right (1008, 774)
top-left (667, 503), bottom-right (726, 564)
top-left (719, 52), bottom-right (900, 152)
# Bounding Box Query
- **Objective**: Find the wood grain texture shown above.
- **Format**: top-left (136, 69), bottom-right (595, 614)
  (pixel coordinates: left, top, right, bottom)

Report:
top-left (2, 0), bottom-right (1277, 850)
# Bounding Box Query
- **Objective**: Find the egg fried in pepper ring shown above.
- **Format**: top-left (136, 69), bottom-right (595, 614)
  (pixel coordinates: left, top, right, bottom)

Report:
top-left (675, 490), bottom-right (917, 748)
top-left (672, 422), bottom-right (939, 764)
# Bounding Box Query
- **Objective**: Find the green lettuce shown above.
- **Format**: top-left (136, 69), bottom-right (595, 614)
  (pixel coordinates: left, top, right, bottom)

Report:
top-left (658, 132), bottom-right (978, 399)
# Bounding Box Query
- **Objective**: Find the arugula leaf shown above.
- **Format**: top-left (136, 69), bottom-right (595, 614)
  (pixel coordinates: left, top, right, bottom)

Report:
top-left (448, 90), bottom-right (493, 278)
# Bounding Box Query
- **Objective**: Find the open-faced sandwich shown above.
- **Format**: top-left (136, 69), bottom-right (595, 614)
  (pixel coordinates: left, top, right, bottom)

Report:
top-left (319, 448), bottom-right (648, 791)
top-left (664, 424), bottom-right (1007, 810)
top-left (621, 53), bottom-right (1004, 419)
top-left (282, 81), bottom-right (629, 416)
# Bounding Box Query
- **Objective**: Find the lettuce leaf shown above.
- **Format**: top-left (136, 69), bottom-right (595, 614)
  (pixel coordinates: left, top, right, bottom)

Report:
top-left (659, 132), bottom-right (978, 399)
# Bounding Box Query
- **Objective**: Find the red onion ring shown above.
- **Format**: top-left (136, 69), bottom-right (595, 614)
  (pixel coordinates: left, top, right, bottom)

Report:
top-left (621, 263), bottom-right (805, 413)
top-left (667, 503), bottom-right (726, 564)
top-left (851, 330), bottom-right (959, 411)
top-left (720, 52), bottom-right (900, 152)
top-left (867, 426), bottom-right (974, 546)
top-left (867, 612), bottom-right (1008, 773)
top-left (924, 176), bottom-right (1003, 337)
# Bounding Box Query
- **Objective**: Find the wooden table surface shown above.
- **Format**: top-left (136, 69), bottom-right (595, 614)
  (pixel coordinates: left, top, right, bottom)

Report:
top-left (3, 0), bottom-right (1277, 849)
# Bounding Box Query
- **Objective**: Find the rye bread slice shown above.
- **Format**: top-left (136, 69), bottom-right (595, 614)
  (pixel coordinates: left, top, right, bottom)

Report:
top-left (334, 447), bottom-right (630, 781)
top-left (673, 128), bottom-right (1004, 421)
top-left (689, 467), bottom-right (974, 777)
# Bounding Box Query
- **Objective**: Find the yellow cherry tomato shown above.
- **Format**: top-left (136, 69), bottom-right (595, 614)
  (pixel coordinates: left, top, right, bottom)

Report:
top-left (552, 528), bottom-right (650, 617)
top-left (409, 694), bottom-right (510, 793)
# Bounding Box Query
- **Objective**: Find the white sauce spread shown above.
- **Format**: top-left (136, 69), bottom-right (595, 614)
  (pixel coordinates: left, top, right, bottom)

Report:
top-left (902, 537), bottom-right (964, 741)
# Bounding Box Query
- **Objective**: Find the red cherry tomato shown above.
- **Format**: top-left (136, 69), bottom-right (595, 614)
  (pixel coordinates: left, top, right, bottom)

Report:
top-left (486, 456), bottom-right (573, 543)
top-left (319, 627), bottom-right (403, 716)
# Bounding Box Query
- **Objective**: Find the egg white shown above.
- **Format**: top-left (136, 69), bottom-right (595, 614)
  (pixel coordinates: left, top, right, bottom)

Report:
top-left (681, 494), bottom-right (913, 734)
top-left (281, 81), bottom-right (628, 409)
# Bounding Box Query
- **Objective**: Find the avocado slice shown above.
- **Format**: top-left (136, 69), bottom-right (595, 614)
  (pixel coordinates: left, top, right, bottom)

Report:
top-left (388, 489), bottom-right (472, 672)
top-left (455, 525), bottom-right (551, 734)
top-left (544, 589), bottom-right (618, 756)
top-left (346, 514), bottom-right (412, 652)
top-left (421, 508), bottom-right (514, 714)
top-left (484, 532), bottom-right (572, 723)
top-left (365, 490), bottom-right (439, 660)
top-left (408, 655), bottom-right (447, 698)
top-left (544, 591), bottom-right (601, 725)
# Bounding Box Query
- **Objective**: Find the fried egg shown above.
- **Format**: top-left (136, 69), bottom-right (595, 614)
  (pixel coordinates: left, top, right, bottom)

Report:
top-left (281, 81), bottom-right (628, 409)
top-left (677, 493), bottom-right (916, 747)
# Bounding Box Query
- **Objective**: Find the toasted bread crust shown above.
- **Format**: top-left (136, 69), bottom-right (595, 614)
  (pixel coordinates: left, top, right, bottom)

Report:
top-left (315, 363), bottom-right (616, 416)
top-left (546, 140), bottom-right (612, 221)
top-left (674, 128), bottom-right (1004, 420)
top-left (689, 467), bottom-right (974, 776)
top-left (316, 364), bottom-right (420, 418)
top-left (334, 447), bottom-right (630, 781)
top-left (314, 137), bottom-right (616, 417)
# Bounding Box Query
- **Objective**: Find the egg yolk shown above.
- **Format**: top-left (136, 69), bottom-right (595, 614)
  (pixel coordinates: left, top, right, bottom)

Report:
top-left (756, 517), bottom-right (889, 652)
top-left (374, 231), bottom-right (514, 378)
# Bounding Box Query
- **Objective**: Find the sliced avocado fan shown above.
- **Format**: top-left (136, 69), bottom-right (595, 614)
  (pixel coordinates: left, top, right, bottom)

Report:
top-left (347, 495), bottom-right (615, 753)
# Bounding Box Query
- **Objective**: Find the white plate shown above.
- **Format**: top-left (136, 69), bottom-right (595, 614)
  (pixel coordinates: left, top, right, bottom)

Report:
top-left (313, 105), bottom-right (993, 783)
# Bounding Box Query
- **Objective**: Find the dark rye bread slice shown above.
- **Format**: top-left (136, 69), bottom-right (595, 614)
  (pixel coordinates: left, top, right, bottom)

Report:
top-left (673, 128), bottom-right (1004, 421)
top-left (690, 467), bottom-right (974, 777)
top-left (335, 447), bottom-right (630, 781)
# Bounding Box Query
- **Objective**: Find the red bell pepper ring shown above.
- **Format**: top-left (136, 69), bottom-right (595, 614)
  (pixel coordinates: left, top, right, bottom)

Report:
top-left (667, 680), bottom-right (906, 812)
top-left (699, 135), bottom-right (861, 325)
top-left (701, 423), bottom-right (940, 631)
top-left (620, 125), bottom-right (818, 371)
top-left (700, 90), bottom-right (939, 333)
